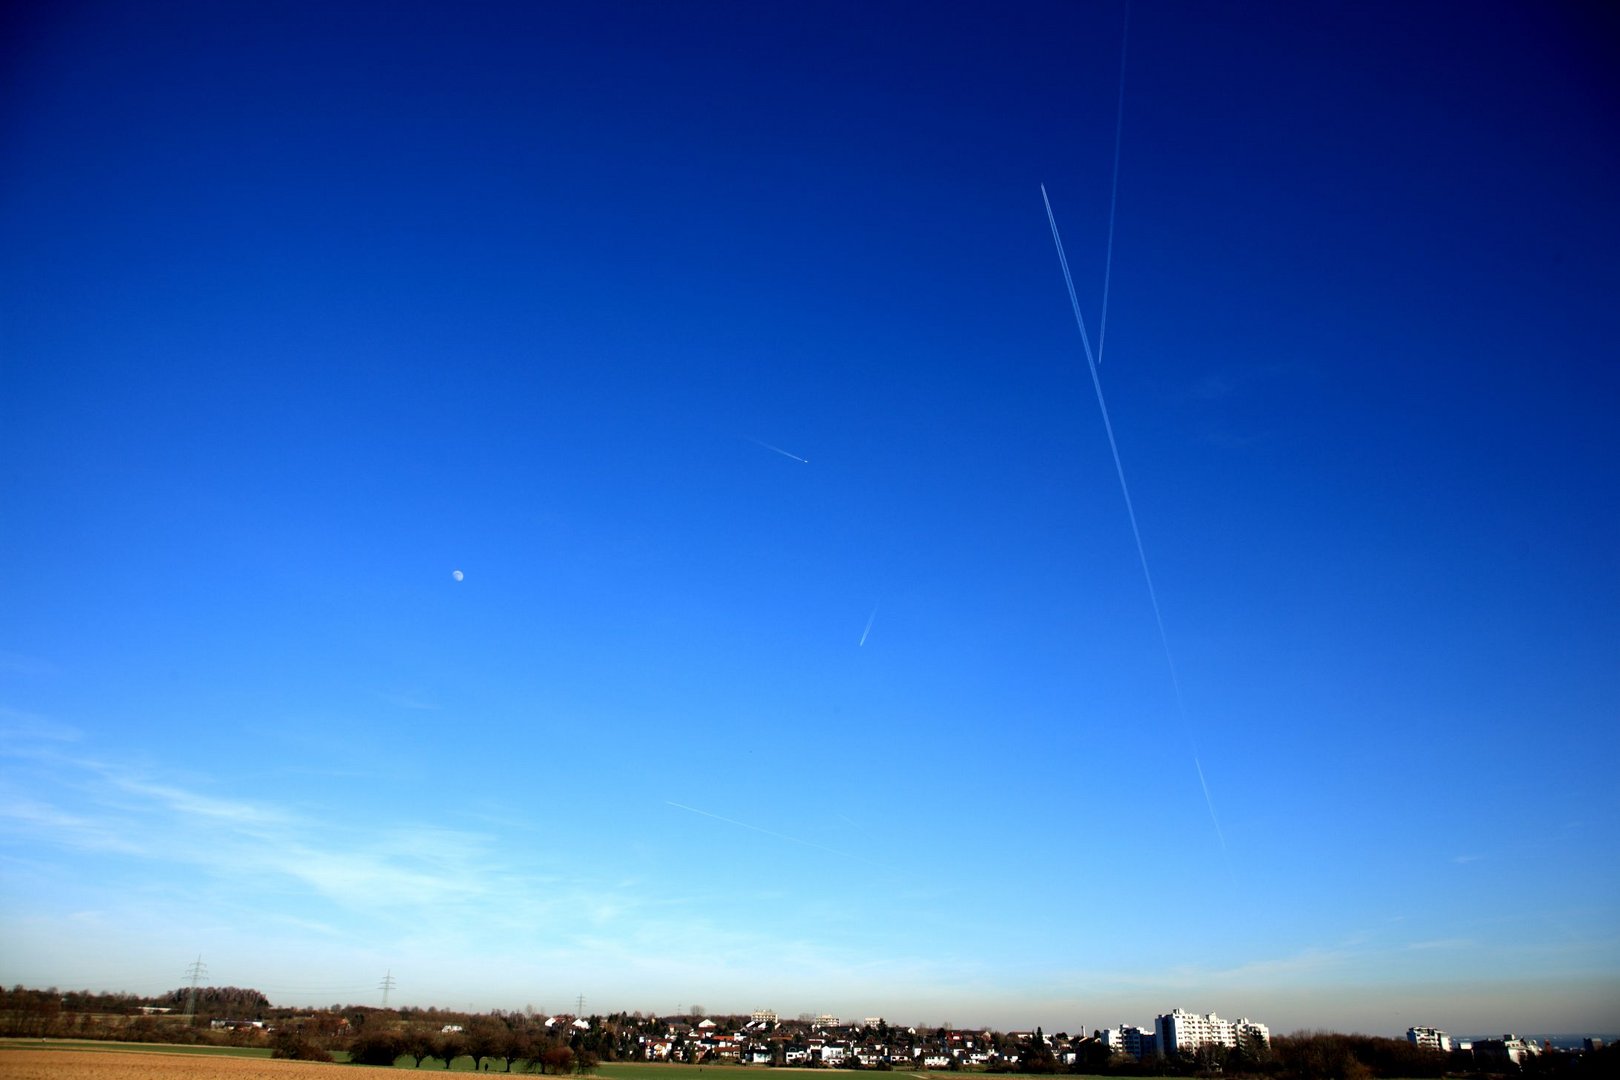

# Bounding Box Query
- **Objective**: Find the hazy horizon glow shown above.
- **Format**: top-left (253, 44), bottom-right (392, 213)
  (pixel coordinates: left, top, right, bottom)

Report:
top-left (2, 0), bottom-right (1616, 1039)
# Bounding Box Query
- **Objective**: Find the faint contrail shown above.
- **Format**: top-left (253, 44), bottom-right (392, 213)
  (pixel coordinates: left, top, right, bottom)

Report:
top-left (1096, 0), bottom-right (1131, 366)
top-left (859, 605), bottom-right (877, 646)
top-left (1192, 756), bottom-right (1227, 851)
top-left (747, 437), bottom-right (809, 464)
top-left (1041, 184), bottom-right (1228, 859)
top-left (665, 801), bottom-right (869, 862)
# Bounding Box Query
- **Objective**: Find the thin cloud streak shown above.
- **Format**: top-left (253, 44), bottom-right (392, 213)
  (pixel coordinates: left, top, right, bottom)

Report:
top-left (0, 736), bottom-right (647, 937)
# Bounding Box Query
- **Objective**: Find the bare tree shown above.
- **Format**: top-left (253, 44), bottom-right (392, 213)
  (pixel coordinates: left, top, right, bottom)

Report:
top-left (435, 1030), bottom-right (467, 1070)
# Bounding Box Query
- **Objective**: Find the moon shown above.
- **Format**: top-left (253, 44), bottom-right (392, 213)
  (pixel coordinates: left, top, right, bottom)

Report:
top-left (452, 569), bottom-right (464, 582)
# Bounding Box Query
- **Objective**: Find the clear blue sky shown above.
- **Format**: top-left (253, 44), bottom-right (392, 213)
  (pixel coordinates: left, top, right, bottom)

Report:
top-left (2, 0), bottom-right (1616, 1038)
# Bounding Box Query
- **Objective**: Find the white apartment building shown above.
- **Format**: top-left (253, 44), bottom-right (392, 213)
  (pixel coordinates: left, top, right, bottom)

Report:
top-left (751, 1009), bottom-right (779, 1024)
top-left (1407, 1027), bottom-right (1451, 1052)
top-left (1097, 1025), bottom-right (1153, 1060)
top-left (1233, 1018), bottom-right (1271, 1054)
top-left (1154, 1009), bottom-right (1270, 1058)
top-left (1156, 1009), bottom-right (1231, 1055)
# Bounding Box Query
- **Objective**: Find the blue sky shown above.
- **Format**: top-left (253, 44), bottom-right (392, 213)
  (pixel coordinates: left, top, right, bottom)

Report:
top-left (2, 0), bottom-right (1616, 1037)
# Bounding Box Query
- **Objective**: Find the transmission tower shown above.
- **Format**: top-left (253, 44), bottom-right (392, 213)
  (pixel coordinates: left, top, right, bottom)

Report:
top-left (575, 993), bottom-right (585, 1016)
top-left (183, 956), bottom-right (208, 1023)
top-left (378, 970), bottom-right (396, 1008)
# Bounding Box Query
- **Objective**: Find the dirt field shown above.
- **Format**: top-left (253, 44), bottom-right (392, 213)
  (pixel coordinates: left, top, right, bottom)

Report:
top-left (0, 1049), bottom-right (371, 1079)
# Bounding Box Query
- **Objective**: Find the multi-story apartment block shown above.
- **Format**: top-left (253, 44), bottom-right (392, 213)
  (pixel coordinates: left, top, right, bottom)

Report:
top-left (1407, 1027), bottom-right (1451, 1052)
top-left (1154, 1009), bottom-right (1270, 1058)
top-left (1233, 1018), bottom-right (1270, 1055)
top-left (1097, 1025), bottom-right (1155, 1060)
top-left (1156, 1009), bottom-right (1231, 1056)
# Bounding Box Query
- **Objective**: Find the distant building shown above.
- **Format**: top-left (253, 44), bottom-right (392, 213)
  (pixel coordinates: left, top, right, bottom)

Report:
top-left (1408, 1027), bottom-right (1452, 1052)
top-left (1474, 1036), bottom-right (1539, 1067)
top-left (752, 1009), bottom-right (778, 1024)
top-left (1156, 1010), bottom-right (1230, 1057)
top-left (1233, 1019), bottom-right (1271, 1055)
top-left (813, 1014), bottom-right (840, 1028)
top-left (1098, 1025), bottom-right (1154, 1060)
top-left (1154, 1009), bottom-right (1269, 1058)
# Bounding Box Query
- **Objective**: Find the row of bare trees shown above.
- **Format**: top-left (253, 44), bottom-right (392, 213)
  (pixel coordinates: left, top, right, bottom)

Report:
top-left (349, 1019), bottom-right (594, 1073)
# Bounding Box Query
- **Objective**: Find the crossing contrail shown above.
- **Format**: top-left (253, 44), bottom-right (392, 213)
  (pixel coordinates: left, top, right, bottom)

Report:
top-left (859, 604), bottom-right (877, 646)
top-left (1097, 0), bottom-right (1131, 367)
top-left (1041, 184), bottom-right (1227, 859)
top-left (747, 437), bottom-right (808, 464)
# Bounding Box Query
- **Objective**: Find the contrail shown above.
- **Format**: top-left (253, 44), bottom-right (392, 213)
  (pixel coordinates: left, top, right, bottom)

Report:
top-left (1193, 756), bottom-right (1227, 851)
top-left (747, 437), bottom-right (808, 464)
top-left (665, 801), bottom-right (869, 862)
top-left (859, 604), bottom-right (877, 646)
top-left (1097, 0), bottom-right (1131, 366)
top-left (1041, 184), bottom-right (1227, 859)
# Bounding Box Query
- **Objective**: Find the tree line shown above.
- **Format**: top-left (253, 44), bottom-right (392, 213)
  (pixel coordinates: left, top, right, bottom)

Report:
top-left (344, 1018), bottom-right (595, 1073)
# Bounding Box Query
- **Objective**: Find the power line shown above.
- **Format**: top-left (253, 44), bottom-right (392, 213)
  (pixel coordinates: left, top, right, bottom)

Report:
top-left (378, 971), bottom-right (396, 1009)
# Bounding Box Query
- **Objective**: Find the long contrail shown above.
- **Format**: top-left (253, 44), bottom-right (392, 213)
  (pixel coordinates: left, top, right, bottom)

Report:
top-left (859, 604), bottom-right (877, 646)
top-left (1041, 184), bottom-right (1227, 857)
top-left (1096, 0), bottom-right (1131, 367)
top-left (747, 437), bottom-right (809, 464)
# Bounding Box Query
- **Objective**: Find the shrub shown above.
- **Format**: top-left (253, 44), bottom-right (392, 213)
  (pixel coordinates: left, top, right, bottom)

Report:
top-left (349, 1028), bottom-right (405, 1066)
top-left (271, 1029), bottom-right (334, 1062)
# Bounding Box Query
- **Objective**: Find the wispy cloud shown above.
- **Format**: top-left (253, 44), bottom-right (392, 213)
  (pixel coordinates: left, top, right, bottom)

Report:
top-left (0, 651), bottom-right (58, 678)
top-left (1406, 938), bottom-right (1473, 951)
top-left (0, 729), bottom-right (639, 938)
top-left (106, 775), bottom-right (292, 827)
top-left (0, 722), bottom-right (959, 1000)
top-left (0, 706), bottom-right (79, 743)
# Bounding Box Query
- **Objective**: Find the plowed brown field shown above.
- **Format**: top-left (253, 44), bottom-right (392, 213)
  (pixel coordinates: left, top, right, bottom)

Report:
top-left (0, 1050), bottom-right (370, 1079)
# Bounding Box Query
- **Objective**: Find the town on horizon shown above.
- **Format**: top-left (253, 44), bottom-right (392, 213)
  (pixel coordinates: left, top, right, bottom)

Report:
top-left (4, 984), bottom-right (1613, 1073)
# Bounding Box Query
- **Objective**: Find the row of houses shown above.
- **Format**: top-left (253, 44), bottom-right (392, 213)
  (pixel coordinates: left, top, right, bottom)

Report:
top-left (627, 1008), bottom-right (1272, 1067)
top-left (636, 1018), bottom-right (1040, 1068)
